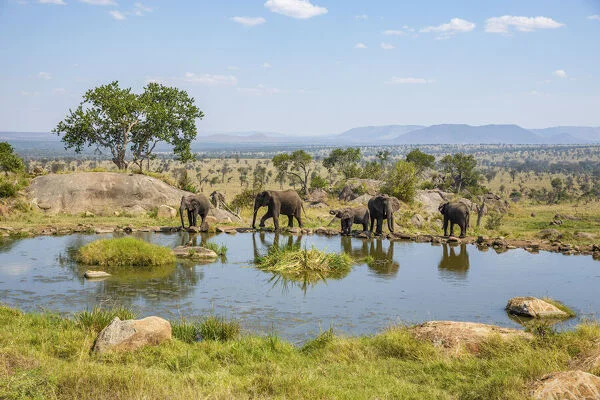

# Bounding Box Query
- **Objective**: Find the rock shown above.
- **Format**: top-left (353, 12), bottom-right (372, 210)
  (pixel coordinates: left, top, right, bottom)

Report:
top-left (208, 208), bottom-right (241, 223)
top-left (28, 172), bottom-right (192, 216)
top-left (315, 227), bottom-right (339, 236)
top-left (492, 237), bottom-right (507, 247)
top-left (307, 188), bottom-right (328, 203)
top-left (575, 232), bottom-right (595, 240)
top-left (476, 235), bottom-right (488, 244)
top-left (506, 297), bottom-right (571, 318)
top-left (411, 321), bottom-right (532, 354)
top-left (593, 244), bottom-right (600, 252)
top-left (204, 216), bottom-right (218, 225)
top-left (84, 270), bottom-right (111, 279)
top-left (173, 246), bottom-right (218, 259)
top-left (216, 226), bottom-right (236, 234)
top-left (209, 191), bottom-right (226, 208)
top-left (93, 316), bottom-right (171, 353)
top-left (447, 236), bottom-right (460, 243)
top-left (84, 211), bottom-right (95, 218)
top-left (287, 227), bottom-right (302, 235)
top-left (573, 347), bottom-right (600, 375)
top-left (157, 205), bottom-right (176, 219)
top-left (414, 189), bottom-right (452, 215)
top-left (411, 214), bottom-right (425, 229)
top-left (531, 371), bottom-right (600, 400)
top-left (539, 229), bottom-right (562, 240)
top-left (531, 212), bottom-right (536, 217)
top-left (555, 213), bottom-right (580, 221)
top-left (308, 202), bottom-right (329, 208)
top-left (94, 227), bottom-right (114, 234)
top-left (415, 235), bottom-right (432, 243)
top-left (391, 232), bottom-right (412, 240)
top-left (338, 179), bottom-right (383, 202)
top-left (159, 226), bottom-right (179, 233)
top-left (479, 192), bottom-right (510, 214)
top-left (235, 227), bottom-right (255, 233)
top-left (550, 219), bottom-right (563, 226)
top-left (349, 194), bottom-right (372, 206)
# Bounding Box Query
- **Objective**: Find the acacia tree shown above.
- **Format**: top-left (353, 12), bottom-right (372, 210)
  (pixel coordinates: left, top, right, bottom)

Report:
top-left (0, 142), bottom-right (25, 173)
top-left (439, 153), bottom-right (480, 193)
top-left (406, 148), bottom-right (435, 173)
top-left (322, 147), bottom-right (361, 181)
top-left (53, 81), bottom-right (203, 170)
top-left (272, 150), bottom-right (312, 195)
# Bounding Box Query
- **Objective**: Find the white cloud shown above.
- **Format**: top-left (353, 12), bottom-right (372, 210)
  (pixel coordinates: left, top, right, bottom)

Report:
top-left (263, 62), bottom-right (272, 68)
top-left (37, 71), bottom-right (52, 80)
top-left (184, 72), bottom-right (238, 86)
top-left (39, 0), bottom-right (66, 5)
top-left (553, 69), bottom-right (567, 78)
top-left (355, 14), bottom-right (368, 21)
top-left (485, 16), bottom-right (564, 33)
top-left (231, 16), bottom-right (266, 26)
top-left (264, 0), bottom-right (327, 19)
top-left (420, 18), bottom-right (476, 38)
top-left (385, 77), bottom-right (433, 84)
top-left (354, 42), bottom-right (367, 49)
top-left (588, 15), bottom-right (600, 21)
top-left (380, 42), bottom-right (394, 50)
top-left (109, 10), bottom-right (125, 20)
top-left (238, 84), bottom-right (285, 96)
top-left (52, 88), bottom-right (66, 95)
top-left (80, 0), bottom-right (115, 5)
top-left (133, 2), bottom-right (151, 16)
top-left (383, 30), bottom-right (405, 36)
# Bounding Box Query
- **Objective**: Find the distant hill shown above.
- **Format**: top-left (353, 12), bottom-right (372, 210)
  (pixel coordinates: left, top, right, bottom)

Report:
top-left (531, 126), bottom-right (600, 143)
top-left (393, 124), bottom-right (543, 144)
top-left (337, 125), bottom-right (424, 143)
top-left (0, 131), bottom-right (58, 141)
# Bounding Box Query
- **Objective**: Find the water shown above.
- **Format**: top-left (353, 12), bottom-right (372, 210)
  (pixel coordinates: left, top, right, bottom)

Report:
top-left (1, 232), bottom-right (598, 343)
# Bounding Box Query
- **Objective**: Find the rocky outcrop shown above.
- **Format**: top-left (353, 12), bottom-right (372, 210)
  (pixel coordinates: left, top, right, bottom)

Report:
top-left (538, 229), bottom-right (562, 240)
top-left (84, 270), bottom-right (111, 279)
top-left (506, 297), bottom-right (571, 319)
top-left (411, 321), bottom-right (532, 354)
top-left (93, 316), bottom-right (171, 353)
top-left (157, 205), bottom-right (177, 219)
top-left (349, 194), bottom-right (372, 206)
top-left (411, 214), bottom-right (425, 229)
top-left (531, 371), bottom-right (600, 400)
top-left (307, 188), bottom-right (328, 203)
top-left (173, 246), bottom-right (218, 260)
top-left (414, 190), bottom-right (452, 214)
top-left (338, 179), bottom-right (383, 201)
top-left (28, 172), bottom-right (191, 216)
top-left (209, 208), bottom-right (242, 223)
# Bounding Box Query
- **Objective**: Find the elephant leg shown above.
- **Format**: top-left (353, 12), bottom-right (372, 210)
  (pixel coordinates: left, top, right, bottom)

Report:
top-left (443, 217), bottom-right (448, 236)
top-left (296, 214), bottom-right (303, 228)
top-left (460, 223), bottom-right (466, 238)
top-left (272, 210), bottom-right (280, 231)
top-left (370, 217), bottom-right (375, 233)
top-left (192, 211), bottom-right (198, 227)
top-left (287, 215), bottom-right (294, 228)
top-left (450, 222), bottom-right (455, 236)
top-left (259, 209), bottom-right (273, 227)
top-left (376, 217), bottom-right (383, 235)
top-left (187, 209), bottom-right (194, 226)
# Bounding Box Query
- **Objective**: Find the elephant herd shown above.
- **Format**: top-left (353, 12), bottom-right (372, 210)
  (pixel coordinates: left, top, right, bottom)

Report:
top-left (179, 189), bottom-right (471, 238)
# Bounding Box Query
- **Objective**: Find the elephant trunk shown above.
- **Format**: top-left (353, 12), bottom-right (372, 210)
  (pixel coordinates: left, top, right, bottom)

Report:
top-left (180, 202), bottom-right (186, 228)
top-left (387, 209), bottom-right (394, 233)
top-left (252, 201), bottom-right (259, 229)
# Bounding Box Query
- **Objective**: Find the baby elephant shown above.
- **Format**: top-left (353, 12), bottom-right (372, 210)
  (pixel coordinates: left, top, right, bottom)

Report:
top-left (438, 201), bottom-right (470, 238)
top-left (329, 206), bottom-right (370, 235)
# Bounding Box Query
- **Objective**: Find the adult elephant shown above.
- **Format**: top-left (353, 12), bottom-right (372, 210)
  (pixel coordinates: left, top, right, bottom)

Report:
top-left (368, 194), bottom-right (398, 235)
top-left (180, 194), bottom-right (211, 228)
top-left (252, 190), bottom-right (304, 230)
top-left (439, 201), bottom-right (470, 238)
top-left (329, 206), bottom-right (370, 235)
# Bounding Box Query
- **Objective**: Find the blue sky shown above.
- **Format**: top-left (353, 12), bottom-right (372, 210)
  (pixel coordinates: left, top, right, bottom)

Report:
top-left (1, 0), bottom-right (599, 135)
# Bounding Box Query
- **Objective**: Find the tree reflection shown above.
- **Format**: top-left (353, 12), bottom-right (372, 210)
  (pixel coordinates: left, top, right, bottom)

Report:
top-left (438, 244), bottom-right (470, 279)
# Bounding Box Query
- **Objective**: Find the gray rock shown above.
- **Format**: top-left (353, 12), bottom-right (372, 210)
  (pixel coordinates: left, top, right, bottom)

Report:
top-left (506, 297), bottom-right (571, 318)
top-left (93, 316), bottom-right (171, 353)
top-left (157, 205), bottom-right (176, 219)
top-left (84, 270), bottom-right (111, 279)
top-left (531, 371), bottom-right (600, 400)
top-left (411, 213), bottom-right (425, 229)
top-left (173, 246), bottom-right (218, 259)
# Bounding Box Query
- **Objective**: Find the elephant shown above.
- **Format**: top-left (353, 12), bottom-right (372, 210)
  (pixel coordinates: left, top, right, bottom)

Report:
top-left (368, 194), bottom-right (398, 235)
top-left (180, 194), bottom-right (211, 228)
top-left (329, 206), bottom-right (370, 235)
top-left (438, 201), bottom-right (470, 238)
top-left (252, 190), bottom-right (304, 230)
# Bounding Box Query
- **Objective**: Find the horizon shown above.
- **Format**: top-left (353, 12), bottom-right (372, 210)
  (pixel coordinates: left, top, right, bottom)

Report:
top-left (1, 0), bottom-right (599, 134)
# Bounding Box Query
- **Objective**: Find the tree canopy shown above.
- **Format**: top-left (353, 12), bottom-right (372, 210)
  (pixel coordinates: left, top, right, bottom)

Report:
top-left (272, 150), bottom-right (313, 195)
top-left (439, 153), bottom-right (480, 193)
top-left (53, 81), bottom-right (203, 170)
top-left (406, 149), bottom-right (435, 173)
top-left (381, 160), bottom-right (417, 202)
top-left (0, 142), bottom-right (25, 173)
top-left (322, 147), bottom-right (361, 180)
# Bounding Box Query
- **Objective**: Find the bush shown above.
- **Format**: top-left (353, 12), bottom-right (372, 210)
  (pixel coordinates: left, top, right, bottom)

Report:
top-left (231, 188), bottom-right (255, 210)
top-left (0, 142), bottom-right (25, 173)
top-left (381, 160), bottom-right (417, 202)
top-left (77, 237), bottom-right (175, 267)
top-left (0, 181), bottom-right (17, 198)
top-left (309, 173), bottom-right (328, 190)
top-left (485, 212), bottom-right (504, 231)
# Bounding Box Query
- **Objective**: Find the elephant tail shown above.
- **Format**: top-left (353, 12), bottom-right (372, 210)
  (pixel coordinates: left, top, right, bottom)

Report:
top-left (466, 209), bottom-right (470, 229)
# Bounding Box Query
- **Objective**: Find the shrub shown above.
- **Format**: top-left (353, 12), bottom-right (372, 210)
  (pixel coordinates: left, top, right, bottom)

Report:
top-left (485, 212), bottom-right (504, 231)
top-left (77, 237), bottom-right (175, 267)
top-left (231, 188), bottom-right (255, 210)
top-left (0, 181), bottom-right (17, 198)
top-left (309, 173), bottom-right (328, 190)
top-left (381, 160), bottom-right (417, 202)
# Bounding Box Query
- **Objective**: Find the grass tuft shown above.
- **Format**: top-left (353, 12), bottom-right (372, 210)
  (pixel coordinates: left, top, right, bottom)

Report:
top-left (203, 242), bottom-right (228, 256)
top-left (542, 297), bottom-right (577, 318)
top-left (75, 306), bottom-right (137, 333)
top-left (76, 237), bottom-right (175, 267)
top-left (255, 245), bottom-right (352, 281)
top-left (172, 315), bottom-right (240, 343)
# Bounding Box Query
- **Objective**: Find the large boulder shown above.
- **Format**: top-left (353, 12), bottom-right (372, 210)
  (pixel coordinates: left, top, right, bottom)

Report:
top-left (411, 213), bottom-right (425, 229)
top-left (506, 297), bottom-right (571, 319)
top-left (157, 205), bottom-right (177, 219)
top-left (173, 246), bottom-right (218, 260)
top-left (349, 194), bottom-right (372, 206)
top-left (208, 208), bottom-right (241, 223)
top-left (479, 192), bottom-right (510, 214)
top-left (28, 172), bottom-right (190, 216)
top-left (93, 316), bottom-right (172, 353)
top-left (338, 179), bottom-right (383, 201)
top-left (411, 321), bottom-right (532, 354)
top-left (531, 371), bottom-right (600, 400)
top-left (414, 190), bottom-right (452, 215)
top-left (538, 229), bottom-right (563, 241)
top-left (307, 188), bottom-right (328, 203)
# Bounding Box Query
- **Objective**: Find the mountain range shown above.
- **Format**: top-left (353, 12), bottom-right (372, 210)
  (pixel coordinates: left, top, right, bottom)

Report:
top-left (2, 124), bottom-right (599, 146)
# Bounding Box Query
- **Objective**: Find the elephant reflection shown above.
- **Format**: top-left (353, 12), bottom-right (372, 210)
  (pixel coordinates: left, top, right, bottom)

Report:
top-left (252, 231), bottom-right (301, 260)
top-left (340, 236), bottom-right (399, 277)
top-left (438, 244), bottom-right (470, 279)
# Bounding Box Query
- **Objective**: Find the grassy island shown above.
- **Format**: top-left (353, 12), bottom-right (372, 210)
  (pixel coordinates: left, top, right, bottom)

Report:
top-left (77, 237), bottom-right (175, 267)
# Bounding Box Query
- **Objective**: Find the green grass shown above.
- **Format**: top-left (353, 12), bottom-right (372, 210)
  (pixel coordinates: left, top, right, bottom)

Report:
top-left (1, 304), bottom-right (600, 399)
top-left (542, 297), bottom-right (577, 318)
top-left (76, 237), bottom-right (175, 267)
top-left (172, 316), bottom-right (240, 343)
top-left (75, 306), bottom-right (138, 333)
top-left (203, 242), bottom-right (228, 256)
top-left (255, 245), bottom-right (352, 281)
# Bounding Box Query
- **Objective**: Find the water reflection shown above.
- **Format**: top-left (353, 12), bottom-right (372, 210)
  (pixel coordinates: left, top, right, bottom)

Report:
top-left (438, 244), bottom-right (470, 279)
top-left (340, 236), bottom-right (399, 278)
